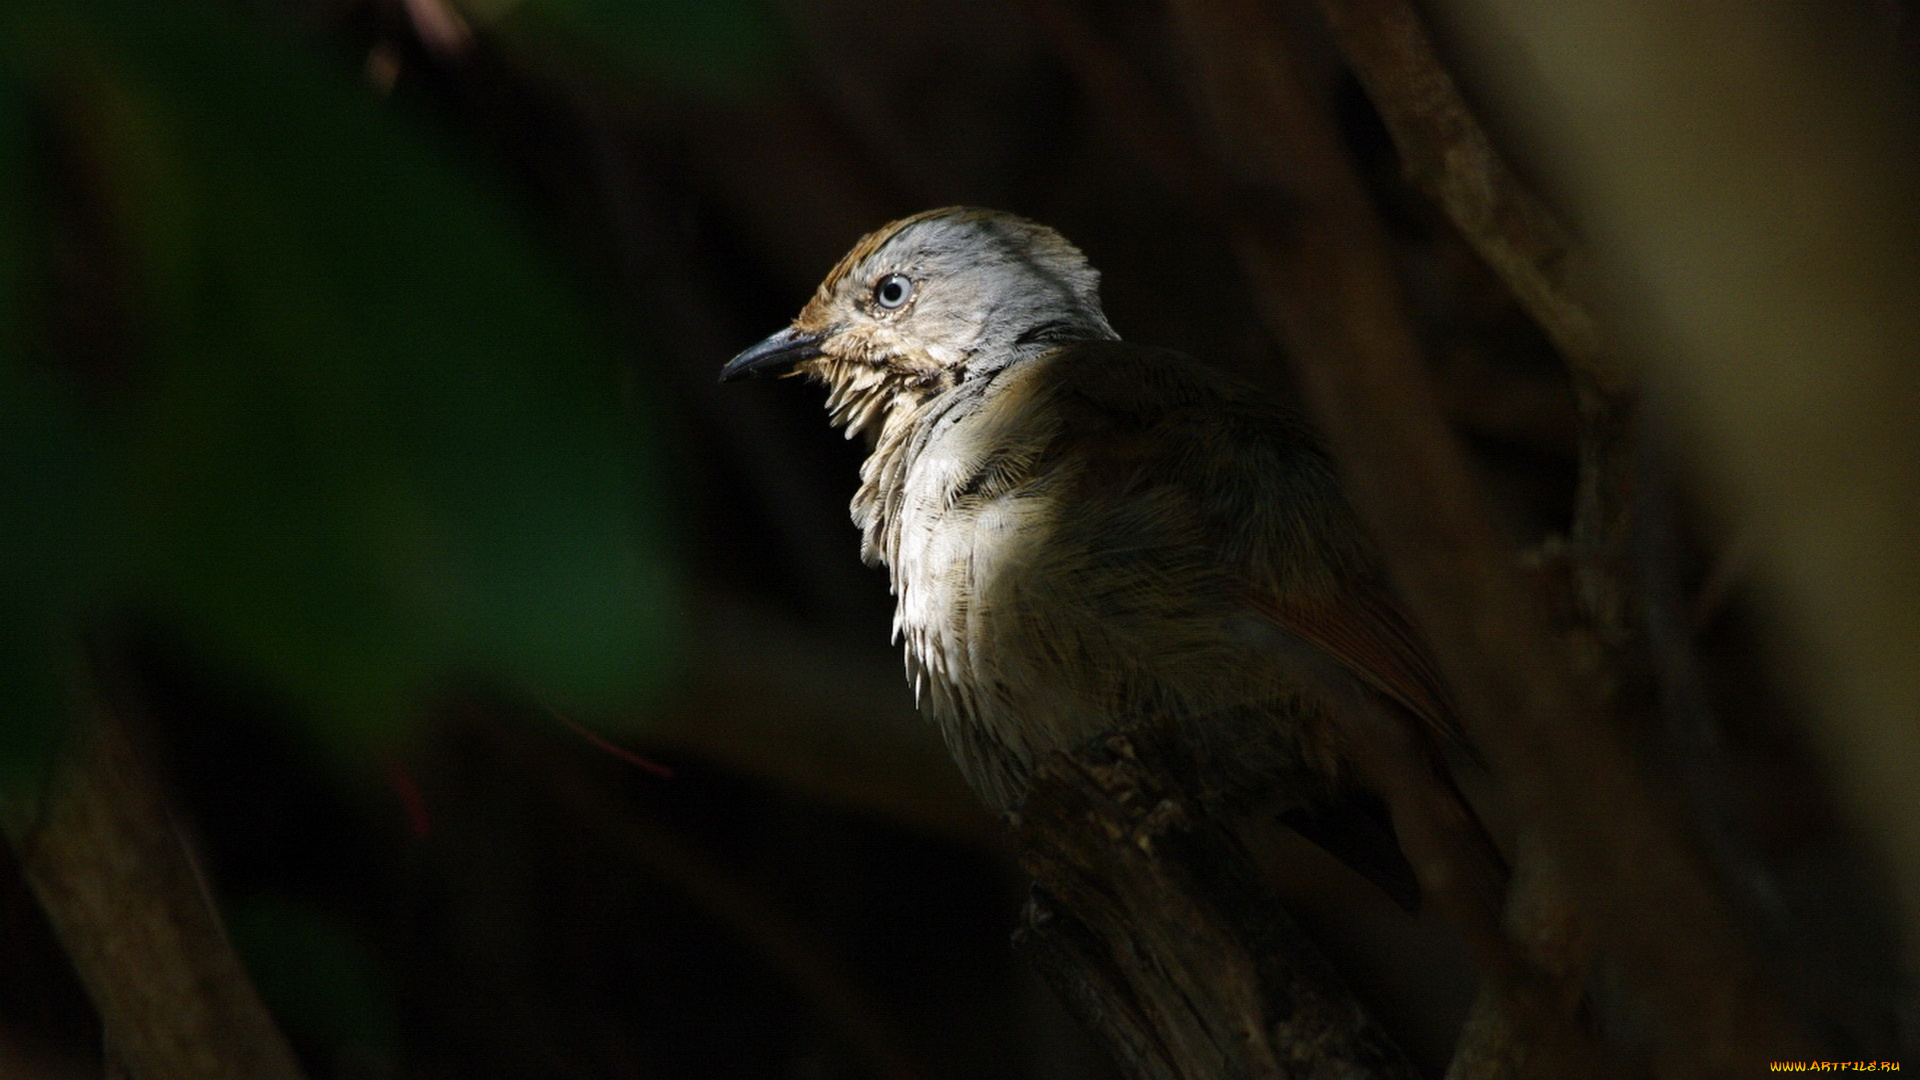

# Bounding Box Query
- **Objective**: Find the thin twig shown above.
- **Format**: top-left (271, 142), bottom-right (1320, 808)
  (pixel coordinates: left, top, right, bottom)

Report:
top-left (495, 718), bottom-right (937, 1080)
top-left (653, 593), bottom-right (994, 846)
top-left (1025, 0), bottom-right (1225, 213)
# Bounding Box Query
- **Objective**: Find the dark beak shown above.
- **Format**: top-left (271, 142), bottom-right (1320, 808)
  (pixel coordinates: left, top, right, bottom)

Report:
top-left (721, 326), bottom-right (828, 382)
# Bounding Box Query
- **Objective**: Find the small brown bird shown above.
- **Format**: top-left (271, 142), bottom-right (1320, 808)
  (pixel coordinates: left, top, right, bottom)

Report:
top-left (725, 208), bottom-right (1495, 911)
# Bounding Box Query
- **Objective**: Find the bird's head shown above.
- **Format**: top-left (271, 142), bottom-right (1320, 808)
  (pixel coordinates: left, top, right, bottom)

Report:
top-left (721, 207), bottom-right (1117, 435)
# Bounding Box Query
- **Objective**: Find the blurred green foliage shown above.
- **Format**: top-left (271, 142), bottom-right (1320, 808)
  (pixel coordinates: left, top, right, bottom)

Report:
top-left (0, 0), bottom-right (689, 793)
top-left (467, 0), bottom-right (786, 99)
top-left (227, 895), bottom-right (399, 1050)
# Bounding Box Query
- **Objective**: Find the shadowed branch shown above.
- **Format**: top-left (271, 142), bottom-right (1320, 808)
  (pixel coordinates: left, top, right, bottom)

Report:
top-left (3, 678), bottom-right (306, 1080)
top-left (1012, 732), bottom-right (1421, 1080)
top-left (1153, 0), bottom-right (1810, 1072)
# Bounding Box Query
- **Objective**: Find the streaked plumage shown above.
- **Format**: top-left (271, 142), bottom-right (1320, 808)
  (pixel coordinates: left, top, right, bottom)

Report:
top-left (725, 207), bottom-right (1483, 909)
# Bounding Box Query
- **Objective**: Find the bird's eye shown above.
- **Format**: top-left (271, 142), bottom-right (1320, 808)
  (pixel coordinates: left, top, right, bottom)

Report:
top-left (873, 274), bottom-right (913, 310)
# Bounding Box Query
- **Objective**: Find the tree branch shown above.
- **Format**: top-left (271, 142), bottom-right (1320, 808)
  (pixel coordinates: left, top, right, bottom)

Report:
top-left (1155, 0), bottom-right (1810, 1072)
top-left (1297, 2), bottom-right (1624, 1073)
top-left (1305, 0), bottom-right (1641, 664)
top-left (1011, 732), bottom-right (1419, 1080)
top-left (1434, 0), bottom-right (1920, 995)
top-left (2, 680), bottom-right (306, 1080)
top-left (1306, 0), bottom-right (1620, 396)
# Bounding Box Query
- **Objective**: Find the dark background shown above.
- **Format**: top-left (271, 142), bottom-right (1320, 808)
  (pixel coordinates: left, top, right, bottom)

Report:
top-left (0, 0), bottom-right (1907, 1076)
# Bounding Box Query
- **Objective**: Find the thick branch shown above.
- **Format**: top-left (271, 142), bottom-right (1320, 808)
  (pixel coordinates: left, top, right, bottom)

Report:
top-left (1157, 0), bottom-right (1809, 1072)
top-left (1010, 732), bottom-right (1418, 1080)
top-left (2, 685), bottom-right (305, 1080)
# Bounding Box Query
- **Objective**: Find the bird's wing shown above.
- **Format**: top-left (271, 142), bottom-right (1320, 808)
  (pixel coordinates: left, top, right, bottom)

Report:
top-left (1025, 341), bottom-right (1495, 908)
top-left (1244, 584), bottom-right (1470, 757)
top-left (1030, 340), bottom-right (1469, 754)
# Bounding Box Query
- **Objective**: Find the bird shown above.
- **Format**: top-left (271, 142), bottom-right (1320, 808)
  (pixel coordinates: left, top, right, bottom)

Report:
top-left (723, 207), bottom-right (1499, 913)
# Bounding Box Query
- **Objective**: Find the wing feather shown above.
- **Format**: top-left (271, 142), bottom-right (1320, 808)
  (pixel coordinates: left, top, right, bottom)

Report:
top-left (1029, 341), bottom-right (1469, 758)
top-left (1245, 586), bottom-right (1469, 756)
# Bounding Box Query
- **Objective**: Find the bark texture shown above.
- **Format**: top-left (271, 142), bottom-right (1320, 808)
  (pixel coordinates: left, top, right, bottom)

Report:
top-left (1012, 732), bottom-right (1420, 1080)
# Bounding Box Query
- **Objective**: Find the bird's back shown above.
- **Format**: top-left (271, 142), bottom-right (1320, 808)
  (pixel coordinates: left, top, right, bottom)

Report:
top-left (860, 341), bottom-right (1404, 810)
